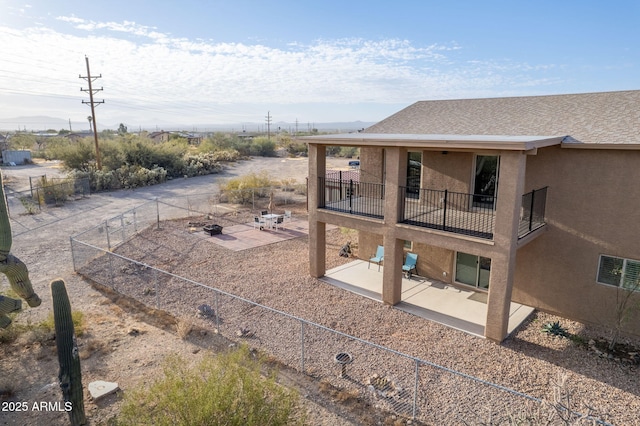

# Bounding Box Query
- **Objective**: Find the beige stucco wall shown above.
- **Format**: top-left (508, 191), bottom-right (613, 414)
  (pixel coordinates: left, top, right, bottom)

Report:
top-left (342, 142), bottom-right (640, 338)
top-left (514, 145), bottom-right (640, 335)
top-left (422, 151), bottom-right (473, 193)
top-left (360, 147), bottom-right (384, 184)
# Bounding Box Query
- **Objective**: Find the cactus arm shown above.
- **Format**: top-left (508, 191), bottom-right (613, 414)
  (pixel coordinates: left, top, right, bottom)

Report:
top-left (51, 279), bottom-right (86, 426)
top-left (0, 294), bottom-right (22, 328)
top-left (0, 170), bottom-right (12, 260)
top-left (0, 170), bottom-right (41, 321)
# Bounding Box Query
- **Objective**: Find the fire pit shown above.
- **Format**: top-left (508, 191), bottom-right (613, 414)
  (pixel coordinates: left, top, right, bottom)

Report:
top-left (203, 224), bottom-right (223, 236)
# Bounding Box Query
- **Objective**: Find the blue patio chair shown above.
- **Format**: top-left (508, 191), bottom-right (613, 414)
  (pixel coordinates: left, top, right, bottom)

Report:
top-left (402, 252), bottom-right (418, 279)
top-left (368, 245), bottom-right (384, 271)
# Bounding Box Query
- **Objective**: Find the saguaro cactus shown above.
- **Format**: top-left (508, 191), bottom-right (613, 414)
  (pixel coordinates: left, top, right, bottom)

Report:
top-left (0, 170), bottom-right (41, 328)
top-left (51, 278), bottom-right (86, 426)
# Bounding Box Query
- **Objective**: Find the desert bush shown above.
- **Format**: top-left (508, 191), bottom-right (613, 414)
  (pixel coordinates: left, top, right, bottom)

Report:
top-left (115, 345), bottom-right (302, 426)
top-left (209, 149), bottom-right (242, 162)
top-left (285, 140), bottom-right (308, 157)
top-left (181, 152), bottom-right (224, 177)
top-left (250, 136), bottom-right (276, 157)
top-left (219, 171), bottom-right (274, 204)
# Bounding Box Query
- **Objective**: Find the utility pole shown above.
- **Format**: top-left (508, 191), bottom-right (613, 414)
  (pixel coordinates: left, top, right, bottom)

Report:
top-left (265, 111), bottom-right (272, 140)
top-left (79, 56), bottom-right (104, 170)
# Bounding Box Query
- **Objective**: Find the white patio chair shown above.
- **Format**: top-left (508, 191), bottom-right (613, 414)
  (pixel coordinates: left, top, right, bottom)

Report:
top-left (253, 216), bottom-right (266, 230)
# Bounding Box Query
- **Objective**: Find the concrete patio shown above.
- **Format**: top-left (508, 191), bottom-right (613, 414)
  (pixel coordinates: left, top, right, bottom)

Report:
top-left (321, 260), bottom-right (535, 338)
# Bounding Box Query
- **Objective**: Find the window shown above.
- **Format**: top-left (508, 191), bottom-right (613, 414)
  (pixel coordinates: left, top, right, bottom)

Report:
top-left (597, 255), bottom-right (640, 290)
top-left (403, 240), bottom-right (412, 250)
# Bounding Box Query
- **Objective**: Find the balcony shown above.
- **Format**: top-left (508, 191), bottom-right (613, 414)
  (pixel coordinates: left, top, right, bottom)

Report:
top-left (318, 177), bottom-right (547, 240)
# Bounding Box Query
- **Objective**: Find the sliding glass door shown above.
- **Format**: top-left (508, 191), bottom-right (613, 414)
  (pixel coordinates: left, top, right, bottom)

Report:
top-left (455, 252), bottom-right (491, 289)
top-left (473, 155), bottom-right (499, 209)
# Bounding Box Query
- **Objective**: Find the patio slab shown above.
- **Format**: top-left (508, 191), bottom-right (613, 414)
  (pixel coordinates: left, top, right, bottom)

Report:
top-left (321, 260), bottom-right (534, 338)
top-left (192, 218), bottom-right (312, 251)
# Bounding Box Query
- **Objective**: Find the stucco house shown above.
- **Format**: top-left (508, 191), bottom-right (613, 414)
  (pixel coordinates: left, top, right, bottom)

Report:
top-left (305, 90), bottom-right (640, 342)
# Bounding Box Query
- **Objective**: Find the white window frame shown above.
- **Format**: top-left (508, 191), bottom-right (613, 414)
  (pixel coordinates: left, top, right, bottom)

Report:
top-left (596, 254), bottom-right (640, 290)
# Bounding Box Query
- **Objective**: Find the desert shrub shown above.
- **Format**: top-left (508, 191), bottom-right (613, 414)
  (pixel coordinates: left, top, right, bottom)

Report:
top-left (117, 165), bottom-right (168, 189)
top-left (115, 346), bottom-right (302, 426)
top-left (339, 146), bottom-right (359, 158)
top-left (219, 171), bottom-right (274, 204)
top-left (47, 138), bottom-right (95, 171)
top-left (211, 149), bottom-right (241, 162)
top-left (250, 136), bottom-right (276, 157)
top-left (121, 139), bottom-right (187, 177)
top-left (285, 140), bottom-right (308, 157)
top-left (181, 152), bottom-right (224, 177)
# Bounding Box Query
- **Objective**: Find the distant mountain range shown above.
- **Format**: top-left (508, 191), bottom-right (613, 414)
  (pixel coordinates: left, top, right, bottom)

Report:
top-left (0, 115), bottom-right (376, 134)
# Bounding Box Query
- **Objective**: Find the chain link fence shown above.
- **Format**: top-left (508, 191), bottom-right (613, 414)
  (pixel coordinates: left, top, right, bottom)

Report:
top-left (69, 189), bottom-right (611, 425)
top-left (3, 176), bottom-right (91, 216)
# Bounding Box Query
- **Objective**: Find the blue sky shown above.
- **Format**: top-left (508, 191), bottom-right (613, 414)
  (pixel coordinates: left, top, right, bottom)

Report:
top-left (0, 0), bottom-right (638, 130)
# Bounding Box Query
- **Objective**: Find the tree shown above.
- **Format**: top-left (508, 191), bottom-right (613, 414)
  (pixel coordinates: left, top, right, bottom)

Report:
top-left (118, 123), bottom-right (128, 135)
top-left (87, 116), bottom-right (93, 132)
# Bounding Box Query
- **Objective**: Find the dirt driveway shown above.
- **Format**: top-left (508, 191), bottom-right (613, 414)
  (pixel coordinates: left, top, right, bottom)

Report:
top-left (1, 156), bottom-right (375, 426)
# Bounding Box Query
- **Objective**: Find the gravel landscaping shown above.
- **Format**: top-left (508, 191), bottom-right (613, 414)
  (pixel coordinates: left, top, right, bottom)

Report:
top-left (76, 203), bottom-right (640, 425)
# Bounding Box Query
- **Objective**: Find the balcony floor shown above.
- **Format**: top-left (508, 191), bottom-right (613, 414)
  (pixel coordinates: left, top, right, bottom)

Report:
top-left (320, 260), bottom-right (534, 338)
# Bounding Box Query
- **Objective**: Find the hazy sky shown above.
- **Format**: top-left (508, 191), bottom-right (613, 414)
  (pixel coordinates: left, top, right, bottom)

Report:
top-left (1, 0), bottom-right (638, 129)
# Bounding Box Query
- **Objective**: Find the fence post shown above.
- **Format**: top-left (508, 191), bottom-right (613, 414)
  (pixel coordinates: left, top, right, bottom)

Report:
top-left (300, 321), bottom-right (305, 374)
top-left (120, 214), bottom-right (126, 242)
top-left (153, 267), bottom-right (159, 309)
top-left (69, 237), bottom-right (77, 272)
top-left (105, 220), bottom-right (111, 251)
top-left (155, 198), bottom-right (160, 230)
top-left (528, 189), bottom-right (536, 232)
top-left (442, 190), bottom-right (448, 231)
top-left (214, 291), bottom-right (220, 332)
top-left (413, 359), bottom-right (420, 420)
top-left (349, 180), bottom-right (353, 214)
top-left (133, 208), bottom-right (138, 233)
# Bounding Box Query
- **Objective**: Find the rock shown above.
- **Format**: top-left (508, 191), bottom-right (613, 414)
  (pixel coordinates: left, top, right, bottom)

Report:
top-left (88, 380), bottom-right (120, 401)
top-left (196, 304), bottom-right (215, 319)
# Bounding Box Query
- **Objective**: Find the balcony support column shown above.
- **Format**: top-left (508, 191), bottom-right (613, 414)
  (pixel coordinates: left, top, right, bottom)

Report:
top-left (381, 147), bottom-right (407, 305)
top-left (485, 152), bottom-right (526, 342)
top-left (309, 144), bottom-right (326, 278)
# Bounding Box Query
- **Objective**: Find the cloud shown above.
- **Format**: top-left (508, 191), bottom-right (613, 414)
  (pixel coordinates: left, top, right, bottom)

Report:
top-left (0, 17), bottom-right (559, 125)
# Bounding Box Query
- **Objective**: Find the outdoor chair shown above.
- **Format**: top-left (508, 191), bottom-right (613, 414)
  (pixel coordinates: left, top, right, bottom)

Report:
top-left (402, 252), bottom-right (418, 279)
top-left (253, 216), bottom-right (266, 230)
top-left (368, 245), bottom-right (384, 271)
top-left (273, 216), bottom-right (284, 231)
top-left (284, 210), bottom-right (292, 223)
top-left (260, 210), bottom-right (268, 216)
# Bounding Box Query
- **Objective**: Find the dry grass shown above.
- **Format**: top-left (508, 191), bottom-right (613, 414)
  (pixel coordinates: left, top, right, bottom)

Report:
top-left (175, 318), bottom-right (193, 340)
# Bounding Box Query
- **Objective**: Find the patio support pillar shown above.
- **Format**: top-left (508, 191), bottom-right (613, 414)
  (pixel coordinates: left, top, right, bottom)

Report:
top-left (308, 143), bottom-right (326, 278)
top-left (485, 151), bottom-right (526, 342)
top-left (381, 146), bottom-right (407, 305)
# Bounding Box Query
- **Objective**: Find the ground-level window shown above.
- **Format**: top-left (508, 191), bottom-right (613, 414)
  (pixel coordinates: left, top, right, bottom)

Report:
top-left (597, 255), bottom-right (640, 290)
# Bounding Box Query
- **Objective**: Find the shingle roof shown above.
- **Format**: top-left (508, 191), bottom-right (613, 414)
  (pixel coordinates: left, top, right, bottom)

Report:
top-left (365, 90), bottom-right (640, 144)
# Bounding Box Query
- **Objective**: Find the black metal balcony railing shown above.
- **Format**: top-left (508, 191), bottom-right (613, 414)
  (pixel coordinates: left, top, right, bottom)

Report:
top-left (318, 177), bottom-right (548, 241)
top-left (518, 187), bottom-right (548, 238)
top-left (400, 187), bottom-right (497, 239)
top-left (318, 177), bottom-right (384, 219)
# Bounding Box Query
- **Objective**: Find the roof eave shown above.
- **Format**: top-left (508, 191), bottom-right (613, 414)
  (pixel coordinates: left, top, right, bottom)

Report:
top-left (301, 133), bottom-right (566, 151)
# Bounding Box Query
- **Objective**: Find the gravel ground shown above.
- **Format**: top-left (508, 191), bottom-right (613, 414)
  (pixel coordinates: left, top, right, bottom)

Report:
top-left (78, 204), bottom-right (640, 425)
